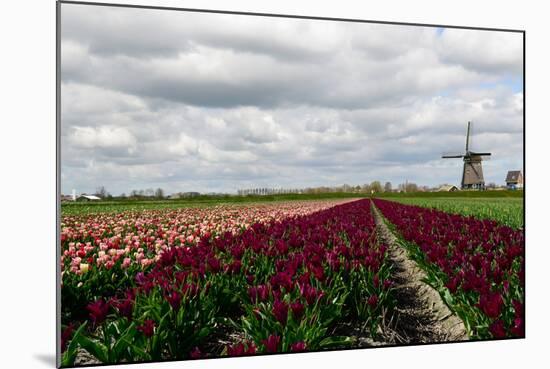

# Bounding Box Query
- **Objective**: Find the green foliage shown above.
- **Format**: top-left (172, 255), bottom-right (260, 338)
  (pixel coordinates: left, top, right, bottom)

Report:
top-left (233, 283), bottom-right (351, 352)
top-left (376, 190), bottom-right (523, 199)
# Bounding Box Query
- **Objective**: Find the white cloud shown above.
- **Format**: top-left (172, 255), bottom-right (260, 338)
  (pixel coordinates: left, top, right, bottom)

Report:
top-left (60, 4), bottom-right (523, 195)
top-left (437, 28), bottom-right (523, 75)
top-left (168, 133), bottom-right (199, 156)
top-left (69, 126), bottom-right (137, 154)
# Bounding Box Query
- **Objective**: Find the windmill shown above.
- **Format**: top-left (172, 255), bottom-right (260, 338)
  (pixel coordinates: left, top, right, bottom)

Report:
top-left (442, 121), bottom-right (491, 190)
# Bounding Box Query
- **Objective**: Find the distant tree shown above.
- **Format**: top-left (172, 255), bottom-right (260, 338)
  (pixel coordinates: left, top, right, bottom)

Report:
top-left (370, 181), bottom-right (383, 193)
top-left (487, 182), bottom-right (497, 189)
top-left (384, 182), bottom-right (392, 193)
top-left (95, 186), bottom-right (107, 198)
top-left (155, 188), bottom-right (165, 199)
top-left (405, 182), bottom-right (418, 193)
top-left (120, 193), bottom-right (127, 198)
top-left (361, 184), bottom-right (371, 193)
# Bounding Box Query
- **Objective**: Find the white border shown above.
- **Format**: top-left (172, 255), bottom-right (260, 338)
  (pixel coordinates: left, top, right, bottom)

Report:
top-left (1, 1), bottom-right (548, 368)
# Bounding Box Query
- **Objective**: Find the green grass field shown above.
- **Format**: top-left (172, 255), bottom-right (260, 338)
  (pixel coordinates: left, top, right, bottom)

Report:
top-left (384, 196), bottom-right (524, 229)
top-left (375, 190), bottom-right (523, 199)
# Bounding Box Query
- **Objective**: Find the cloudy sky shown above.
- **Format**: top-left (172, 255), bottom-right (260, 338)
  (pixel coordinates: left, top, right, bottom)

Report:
top-left (60, 4), bottom-right (523, 195)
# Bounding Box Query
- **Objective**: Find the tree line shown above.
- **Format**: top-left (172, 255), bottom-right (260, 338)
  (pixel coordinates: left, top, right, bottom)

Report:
top-left (90, 180), bottom-right (434, 200)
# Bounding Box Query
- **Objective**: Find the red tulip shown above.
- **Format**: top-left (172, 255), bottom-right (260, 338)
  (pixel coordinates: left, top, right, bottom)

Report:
top-left (478, 292), bottom-right (503, 319)
top-left (262, 334), bottom-right (280, 353)
top-left (272, 300), bottom-right (289, 325)
top-left (367, 295), bottom-right (379, 308)
top-left (489, 319), bottom-right (507, 338)
top-left (138, 319), bottom-right (155, 337)
top-left (290, 341), bottom-right (307, 352)
top-left (166, 291), bottom-right (181, 311)
top-left (87, 299), bottom-right (109, 326)
top-left (190, 346), bottom-right (202, 359)
top-left (290, 301), bottom-right (305, 321)
top-left (110, 298), bottom-right (133, 319)
top-left (61, 323), bottom-right (75, 352)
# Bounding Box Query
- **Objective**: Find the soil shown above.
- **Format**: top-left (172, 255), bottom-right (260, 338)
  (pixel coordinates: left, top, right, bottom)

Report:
top-left (371, 203), bottom-right (468, 344)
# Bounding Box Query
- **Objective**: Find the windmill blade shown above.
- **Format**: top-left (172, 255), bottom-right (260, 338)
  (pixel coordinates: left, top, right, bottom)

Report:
top-left (470, 153), bottom-right (491, 161)
top-left (442, 151), bottom-right (464, 158)
top-left (465, 121), bottom-right (471, 152)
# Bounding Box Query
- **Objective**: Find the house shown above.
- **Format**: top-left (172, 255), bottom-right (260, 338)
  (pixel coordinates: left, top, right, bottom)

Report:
top-left (505, 170), bottom-right (524, 190)
top-left (182, 192), bottom-right (200, 198)
top-left (437, 185), bottom-right (459, 192)
top-left (76, 194), bottom-right (102, 201)
top-left (169, 192), bottom-right (200, 199)
top-left (60, 194), bottom-right (74, 202)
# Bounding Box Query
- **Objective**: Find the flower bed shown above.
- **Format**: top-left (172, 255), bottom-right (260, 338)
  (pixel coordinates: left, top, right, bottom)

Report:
top-left (61, 199), bottom-right (394, 365)
top-left (373, 199), bottom-right (524, 339)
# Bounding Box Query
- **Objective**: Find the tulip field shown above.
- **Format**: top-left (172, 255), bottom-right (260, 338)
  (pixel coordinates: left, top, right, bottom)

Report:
top-left (387, 197), bottom-right (523, 229)
top-left (373, 199), bottom-right (524, 339)
top-left (60, 196), bottom-right (524, 366)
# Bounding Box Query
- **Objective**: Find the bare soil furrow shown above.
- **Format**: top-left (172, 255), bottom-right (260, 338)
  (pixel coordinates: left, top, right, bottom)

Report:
top-left (371, 203), bottom-right (468, 344)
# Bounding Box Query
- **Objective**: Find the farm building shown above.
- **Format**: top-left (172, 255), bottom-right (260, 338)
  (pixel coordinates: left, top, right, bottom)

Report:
top-left (76, 194), bottom-right (102, 201)
top-left (60, 194), bottom-right (74, 202)
top-left (505, 170), bottom-right (523, 190)
top-left (169, 192), bottom-right (201, 199)
top-left (437, 185), bottom-right (459, 192)
top-left (182, 192), bottom-right (200, 198)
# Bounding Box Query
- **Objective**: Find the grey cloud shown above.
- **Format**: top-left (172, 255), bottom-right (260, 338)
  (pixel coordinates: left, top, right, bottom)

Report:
top-left (61, 6), bottom-right (510, 110)
top-left (60, 80), bottom-right (523, 195)
top-left (61, 5), bottom-right (343, 62)
top-left (60, 4), bottom-right (523, 195)
top-left (437, 28), bottom-right (523, 76)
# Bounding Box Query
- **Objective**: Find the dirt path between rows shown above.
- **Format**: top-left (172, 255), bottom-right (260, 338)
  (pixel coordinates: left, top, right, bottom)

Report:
top-left (371, 203), bottom-right (468, 344)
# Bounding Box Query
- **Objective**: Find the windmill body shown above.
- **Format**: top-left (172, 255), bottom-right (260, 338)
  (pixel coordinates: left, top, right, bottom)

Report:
top-left (442, 122), bottom-right (491, 190)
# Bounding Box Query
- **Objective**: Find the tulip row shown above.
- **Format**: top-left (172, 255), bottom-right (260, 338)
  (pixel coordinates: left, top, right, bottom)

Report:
top-left (60, 200), bottom-right (356, 322)
top-left (61, 200), bottom-right (357, 274)
top-left (61, 199), bottom-right (394, 365)
top-left (388, 197), bottom-right (523, 229)
top-left (373, 199), bottom-right (524, 339)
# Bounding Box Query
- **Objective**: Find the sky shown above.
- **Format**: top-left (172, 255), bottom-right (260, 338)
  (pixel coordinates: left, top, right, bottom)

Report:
top-left (60, 4), bottom-right (524, 195)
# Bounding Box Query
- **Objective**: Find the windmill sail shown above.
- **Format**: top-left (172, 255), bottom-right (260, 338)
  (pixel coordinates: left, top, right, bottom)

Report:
top-left (465, 121), bottom-right (471, 152)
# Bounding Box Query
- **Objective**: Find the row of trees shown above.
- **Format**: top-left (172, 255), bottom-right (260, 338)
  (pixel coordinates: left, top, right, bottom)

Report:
top-left (94, 186), bottom-right (165, 199)
top-left (126, 188), bottom-right (165, 199)
top-left (238, 188), bottom-right (303, 196)
top-left (93, 180), bottom-right (440, 200)
top-left (239, 182), bottom-right (412, 195)
top-left (302, 181), bottom-right (402, 194)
